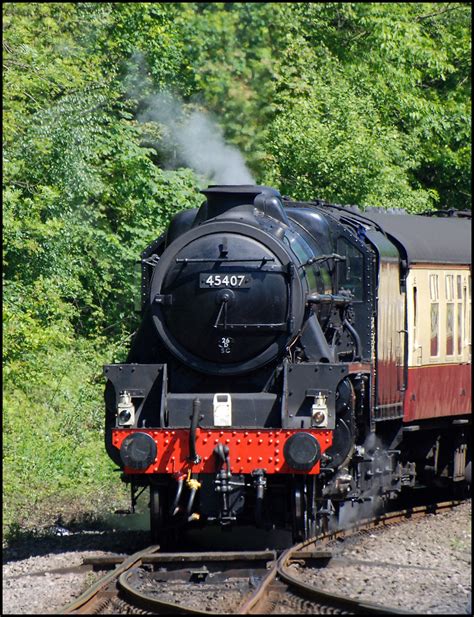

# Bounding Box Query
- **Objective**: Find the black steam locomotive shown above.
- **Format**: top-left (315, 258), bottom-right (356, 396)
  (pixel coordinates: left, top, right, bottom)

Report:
top-left (105, 185), bottom-right (471, 542)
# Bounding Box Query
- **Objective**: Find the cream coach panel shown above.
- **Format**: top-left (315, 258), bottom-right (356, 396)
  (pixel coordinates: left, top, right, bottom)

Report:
top-left (407, 266), bottom-right (471, 367)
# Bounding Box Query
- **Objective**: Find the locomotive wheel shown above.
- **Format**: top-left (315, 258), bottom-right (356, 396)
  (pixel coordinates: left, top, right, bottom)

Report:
top-left (150, 485), bottom-right (163, 544)
top-left (291, 477), bottom-right (317, 542)
top-left (150, 484), bottom-right (178, 549)
top-left (291, 481), bottom-right (305, 542)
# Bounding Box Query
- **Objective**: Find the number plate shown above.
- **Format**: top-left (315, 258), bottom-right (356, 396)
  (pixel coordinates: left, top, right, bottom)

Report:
top-left (200, 273), bottom-right (251, 288)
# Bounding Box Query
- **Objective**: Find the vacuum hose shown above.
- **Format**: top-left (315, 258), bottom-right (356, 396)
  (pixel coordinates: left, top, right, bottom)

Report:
top-left (170, 477), bottom-right (184, 516)
top-left (186, 477), bottom-right (202, 521)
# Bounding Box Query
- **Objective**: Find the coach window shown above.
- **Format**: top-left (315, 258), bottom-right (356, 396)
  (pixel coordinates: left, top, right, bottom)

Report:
top-left (468, 275), bottom-right (472, 358)
top-left (413, 285), bottom-right (418, 344)
top-left (336, 237), bottom-right (364, 301)
top-left (429, 274), bottom-right (439, 357)
top-left (445, 274), bottom-right (454, 356)
top-left (457, 275), bottom-right (463, 355)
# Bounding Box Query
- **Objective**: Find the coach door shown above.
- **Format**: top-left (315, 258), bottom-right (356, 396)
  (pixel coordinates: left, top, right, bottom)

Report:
top-left (376, 257), bottom-right (406, 418)
top-left (367, 231), bottom-right (407, 420)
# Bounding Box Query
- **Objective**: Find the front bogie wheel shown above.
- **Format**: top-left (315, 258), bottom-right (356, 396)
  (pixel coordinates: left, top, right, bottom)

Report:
top-left (150, 483), bottom-right (179, 549)
top-left (291, 477), bottom-right (318, 542)
top-left (150, 485), bottom-right (163, 544)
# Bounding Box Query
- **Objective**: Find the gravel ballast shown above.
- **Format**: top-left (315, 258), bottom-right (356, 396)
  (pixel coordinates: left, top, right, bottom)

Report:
top-left (294, 499), bottom-right (471, 614)
top-left (2, 530), bottom-right (149, 615)
top-left (3, 501), bottom-right (471, 615)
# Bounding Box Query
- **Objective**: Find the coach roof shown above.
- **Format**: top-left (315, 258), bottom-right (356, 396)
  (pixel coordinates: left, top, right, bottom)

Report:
top-left (355, 211), bottom-right (471, 266)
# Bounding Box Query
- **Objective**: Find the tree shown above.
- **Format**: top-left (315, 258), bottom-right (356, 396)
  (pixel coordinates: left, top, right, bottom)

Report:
top-left (3, 1), bottom-right (470, 533)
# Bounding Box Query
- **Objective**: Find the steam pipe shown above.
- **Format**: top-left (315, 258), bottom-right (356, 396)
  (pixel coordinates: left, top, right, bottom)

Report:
top-left (255, 485), bottom-right (264, 527)
top-left (252, 469), bottom-right (266, 528)
top-left (188, 398), bottom-right (201, 464)
top-left (343, 318), bottom-right (361, 361)
top-left (300, 314), bottom-right (335, 363)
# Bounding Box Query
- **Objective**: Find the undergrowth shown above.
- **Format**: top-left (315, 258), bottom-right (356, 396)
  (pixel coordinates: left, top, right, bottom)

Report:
top-left (3, 337), bottom-right (130, 538)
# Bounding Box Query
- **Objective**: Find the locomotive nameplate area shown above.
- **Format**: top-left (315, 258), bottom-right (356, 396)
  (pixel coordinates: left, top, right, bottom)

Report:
top-left (199, 273), bottom-right (251, 288)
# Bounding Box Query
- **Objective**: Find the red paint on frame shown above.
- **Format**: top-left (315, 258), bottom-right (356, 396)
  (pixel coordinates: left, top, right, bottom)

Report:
top-left (112, 428), bottom-right (333, 476)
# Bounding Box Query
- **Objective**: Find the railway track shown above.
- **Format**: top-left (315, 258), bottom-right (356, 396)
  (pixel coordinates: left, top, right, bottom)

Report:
top-left (62, 500), bottom-right (462, 615)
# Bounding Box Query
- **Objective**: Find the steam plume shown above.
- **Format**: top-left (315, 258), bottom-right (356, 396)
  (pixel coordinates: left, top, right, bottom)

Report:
top-left (138, 90), bottom-right (255, 186)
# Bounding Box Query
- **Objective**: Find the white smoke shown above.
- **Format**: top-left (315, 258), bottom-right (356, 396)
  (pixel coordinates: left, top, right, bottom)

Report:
top-left (137, 90), bottom-right (255, 186)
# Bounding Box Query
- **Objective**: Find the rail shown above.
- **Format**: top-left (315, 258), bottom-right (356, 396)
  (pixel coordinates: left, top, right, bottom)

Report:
top-left (61, 500), bottom-right (463, 615)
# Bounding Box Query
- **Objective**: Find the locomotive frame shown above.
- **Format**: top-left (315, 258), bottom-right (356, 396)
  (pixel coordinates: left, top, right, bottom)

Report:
top-left (104, 185), bottom-right (471, 542)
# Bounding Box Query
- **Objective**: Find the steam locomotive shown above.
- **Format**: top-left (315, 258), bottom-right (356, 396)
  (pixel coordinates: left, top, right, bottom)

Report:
top-left (104, 185), bottom-right (471, 542)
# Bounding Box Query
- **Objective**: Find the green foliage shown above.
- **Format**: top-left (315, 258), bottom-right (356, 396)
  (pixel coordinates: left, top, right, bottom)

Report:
top-left (3, 339), bottom-right (115, 529)
top-left (3, 2), bottom-right (470, 533)
top-left (3, 2), bottom-right (202, 532)
top-left (176, 2), bottom-right (470, 211)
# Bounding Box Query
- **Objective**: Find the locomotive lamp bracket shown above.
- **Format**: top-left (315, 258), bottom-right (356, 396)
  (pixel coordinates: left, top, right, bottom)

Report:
top-left (311, 392), bottom-right (329, 427)
top-left (283, 360), bottom-right (349, 429)
top-left (213, 393), bottom-right (232, 426)
top-left (117, 391), bottom-right (135, 427)
top-left (104, 364), bottom-right (166, 430)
